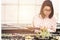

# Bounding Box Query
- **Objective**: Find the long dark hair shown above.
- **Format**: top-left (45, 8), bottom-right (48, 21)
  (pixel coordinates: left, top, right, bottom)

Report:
top-left (40, 0), bottom-right (54, 18)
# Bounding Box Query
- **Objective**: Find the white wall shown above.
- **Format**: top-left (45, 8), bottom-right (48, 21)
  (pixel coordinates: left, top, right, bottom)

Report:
top-left (2, 0), bottom-right (18, 24)
top-left (58, 0), bottom-right (60, 23)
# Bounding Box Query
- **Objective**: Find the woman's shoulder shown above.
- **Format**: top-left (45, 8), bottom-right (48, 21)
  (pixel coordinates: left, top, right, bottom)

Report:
top-left (33, 14), bottom-right (42, 19)
top-left (51, 16), bottom-right (56, 19)
top-left (51, 16), bottom-right (57, 22)
top-left (33, 15), bottom-right (39, 19)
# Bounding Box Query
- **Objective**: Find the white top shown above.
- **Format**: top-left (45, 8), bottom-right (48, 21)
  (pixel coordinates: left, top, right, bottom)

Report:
top-left (33, 15), bottom-right (57, 32)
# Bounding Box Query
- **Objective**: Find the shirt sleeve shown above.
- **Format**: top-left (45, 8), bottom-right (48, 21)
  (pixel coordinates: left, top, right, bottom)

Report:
top-left (33, 16), bottom-right (40, 28)
top-left (51, 17), bottom-right (57, 32)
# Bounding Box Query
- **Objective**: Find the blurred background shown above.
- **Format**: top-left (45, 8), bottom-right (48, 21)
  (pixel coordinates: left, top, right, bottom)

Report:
top-left (1, 0), bottom-right (60, 25)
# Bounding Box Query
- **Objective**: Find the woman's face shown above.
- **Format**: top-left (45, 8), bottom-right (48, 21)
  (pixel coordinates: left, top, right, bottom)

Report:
top-left (43, 6), bottom-right (51, 17)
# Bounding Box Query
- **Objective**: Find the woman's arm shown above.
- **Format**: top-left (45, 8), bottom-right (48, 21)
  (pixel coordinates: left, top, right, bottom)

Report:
top-left (50, 17), bottom-right (57, 32)
top-left (33, 16), bottom-right (41, 28)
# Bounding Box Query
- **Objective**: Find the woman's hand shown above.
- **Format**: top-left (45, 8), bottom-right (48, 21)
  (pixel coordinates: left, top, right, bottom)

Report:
top-left (26, 27), bottom-right (35, 31)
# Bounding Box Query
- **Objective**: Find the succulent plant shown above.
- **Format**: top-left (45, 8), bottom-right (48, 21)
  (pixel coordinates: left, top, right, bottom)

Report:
top-left (36, 26), bottom-right (50, 38)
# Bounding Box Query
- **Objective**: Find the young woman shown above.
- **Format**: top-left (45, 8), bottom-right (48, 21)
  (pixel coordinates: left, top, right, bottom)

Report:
top-left (33, 0), bottom-right (57, 32)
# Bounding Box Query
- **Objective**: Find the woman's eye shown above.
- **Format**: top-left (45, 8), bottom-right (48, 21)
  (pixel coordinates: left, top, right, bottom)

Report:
top-left (44, 9), bottom-right (51, 11)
